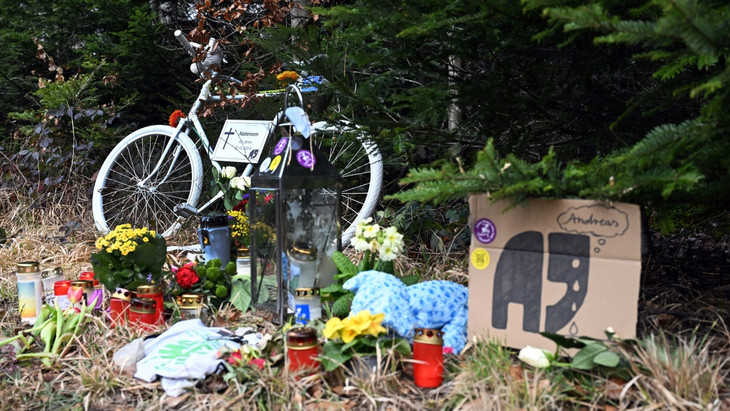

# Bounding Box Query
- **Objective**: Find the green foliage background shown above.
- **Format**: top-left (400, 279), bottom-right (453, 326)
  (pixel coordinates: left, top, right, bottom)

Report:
top-left (1, 0), bottom-right (728, 235)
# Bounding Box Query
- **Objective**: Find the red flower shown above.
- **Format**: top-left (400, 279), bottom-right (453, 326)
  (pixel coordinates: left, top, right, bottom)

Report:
top-left (176, 263), bottom-right (199, 288)
top-left (248, 358), bottom-right (265, 370)
top-left (169, 109), bottom-right (186, 127)
top-left (227, 349), bottom-right (243, 366)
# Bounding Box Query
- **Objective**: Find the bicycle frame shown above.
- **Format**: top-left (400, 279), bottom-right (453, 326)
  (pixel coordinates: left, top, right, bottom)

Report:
top-left (140, 75), bottom-right (306, 217)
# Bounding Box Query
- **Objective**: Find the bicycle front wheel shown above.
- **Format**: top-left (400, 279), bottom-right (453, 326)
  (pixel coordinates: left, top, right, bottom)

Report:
top-left (92, 125), bottom-right (204, 238)
top-left (311, 121), bottom-right (383, 246)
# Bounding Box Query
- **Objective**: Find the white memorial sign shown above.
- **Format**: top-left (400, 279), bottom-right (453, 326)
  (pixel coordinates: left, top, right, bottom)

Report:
top-left (212, 120), bottom-right (272, 163)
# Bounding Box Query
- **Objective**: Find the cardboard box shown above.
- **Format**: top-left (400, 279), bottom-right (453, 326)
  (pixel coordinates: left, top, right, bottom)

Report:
top-left (468, 195), bottom-right (642, 351)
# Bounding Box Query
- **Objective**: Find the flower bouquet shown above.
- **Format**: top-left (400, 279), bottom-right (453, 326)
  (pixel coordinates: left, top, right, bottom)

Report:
top-left (168, 259), bottom-right (236, 308)
top-left (321, 219), bottom-right (417, 317)
top-left (91, 224), bottom-right (167, 291)
top-left (215, 165), bottom-right (250, 211)
top-left (320, 310), bottom-right (411, 372)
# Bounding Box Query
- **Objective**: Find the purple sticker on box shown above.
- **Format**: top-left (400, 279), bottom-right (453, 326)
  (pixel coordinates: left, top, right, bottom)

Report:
top-left (296, 150), bottom-right (316, 168)
top-left (474, 218), bottom-right (496, 244)
top-left (273, 137), bottom-right (288, 156)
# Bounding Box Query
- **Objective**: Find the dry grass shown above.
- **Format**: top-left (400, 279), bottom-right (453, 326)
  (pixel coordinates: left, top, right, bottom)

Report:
top-left (1, 184), bottom-right (730, 410)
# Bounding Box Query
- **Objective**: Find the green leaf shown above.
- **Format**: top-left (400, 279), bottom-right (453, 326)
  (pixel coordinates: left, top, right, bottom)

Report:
top-left (398, 275), bottom-right (420, 286)
top-left (320, 341), bottom-right (352, 371)
top-left (593, 350), bottom-right (621, 368)
top-left (571, 343), bottom-right (608, 370)
top-left (229, 275), bottom-right (253, 312)
top-left (332, 293), bottom-right (354, 318)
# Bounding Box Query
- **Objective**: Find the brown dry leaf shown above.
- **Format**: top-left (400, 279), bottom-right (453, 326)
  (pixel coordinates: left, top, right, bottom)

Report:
top-left (603, 405), bottom-right (618, 411)
top-left (509, 364), bottom-right (524, 381)
top-left (605, 377), bottom-right (627, 400)
top-left (332, 385), bottom-right (346, 396)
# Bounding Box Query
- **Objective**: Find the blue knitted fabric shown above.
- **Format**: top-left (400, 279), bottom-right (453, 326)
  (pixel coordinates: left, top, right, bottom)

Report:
top-left (343, 270), bottom-right (469, 354)
top-left (407, 281), bottom-right (468, 354)
top-left (343, 270), bottom-right (415, 338)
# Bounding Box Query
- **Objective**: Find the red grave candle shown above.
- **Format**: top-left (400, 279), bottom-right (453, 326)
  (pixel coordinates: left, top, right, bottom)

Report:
top-left (286, 327), bottom-right (320, 372)
top-left (413, 328), bottom-right (444, 388)
top-left (136, 284), bottom-right (164, 325)
top-left (109, 287), bottom-right (132, 327)
top-left (128, 297), bottom-right (157, 332)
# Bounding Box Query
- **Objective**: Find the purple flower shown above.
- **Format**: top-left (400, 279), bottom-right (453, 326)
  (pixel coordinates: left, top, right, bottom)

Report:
top-left (147, 273), bottom-right (153, 282)
top-left (89, 289), bottom-right (104, 310)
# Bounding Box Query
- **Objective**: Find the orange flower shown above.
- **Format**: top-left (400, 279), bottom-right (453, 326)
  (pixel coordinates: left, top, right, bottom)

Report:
top-left (276, 71), bottom-right (299, 83)
top-left (169, 109), bottom-right (186, 128)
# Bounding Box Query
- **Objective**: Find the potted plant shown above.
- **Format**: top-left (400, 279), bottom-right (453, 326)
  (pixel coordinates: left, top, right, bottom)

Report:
top-left (91, 224), bottom-right (167, 291)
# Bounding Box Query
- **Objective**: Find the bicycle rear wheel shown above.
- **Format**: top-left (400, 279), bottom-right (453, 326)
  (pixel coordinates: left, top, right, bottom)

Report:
top-left (310, 121), bottom-right (383, 246)
top-left (92, 125), bottom-right (204, 238)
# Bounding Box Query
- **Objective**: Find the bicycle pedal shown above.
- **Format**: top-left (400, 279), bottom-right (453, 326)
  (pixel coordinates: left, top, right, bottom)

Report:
top-left (174, 203), bottom-right (199, 218)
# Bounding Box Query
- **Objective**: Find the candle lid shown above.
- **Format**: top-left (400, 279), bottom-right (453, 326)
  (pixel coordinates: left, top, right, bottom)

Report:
top-left (136, 284), bottom-right (162, 295)
top-left (17, 261), bottom-right (40, 273)
top-left (294, 288), bottom-right (320, 298)
top-left (79, 271), bottom-right (99, 286)
top-left (70, 280), bottom-right (93, 289)
top-left (111, 287), bottom-right (133, 302)
top-left (176, 293), bottom-right (203, 308)
top-left (286, 327), bottom-right (318, 349)
top-left (413, 328), bottom-right (444, 345)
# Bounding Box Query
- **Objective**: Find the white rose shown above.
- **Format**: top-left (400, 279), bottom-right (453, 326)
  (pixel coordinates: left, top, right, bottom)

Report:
top-left (221, 166), bottom-right (237, 180)
top-left (518, 345), bottom-right (552, 369)
top-left (235, 175), bottom-right (251, 190)
top-left (229, 176), bottom-right (242, 189)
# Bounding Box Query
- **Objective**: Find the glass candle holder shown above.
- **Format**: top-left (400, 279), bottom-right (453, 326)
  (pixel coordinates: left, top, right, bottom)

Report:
top-left (136, 284), bottom-right (164, 325)
top-left (41, 268), bottom-right (64, 307)
top-left (176, 293), bottom-right (205, 321)
top-left (53, 280), bottom-right (72, 311)
top-left (286, 327), bottom-right (319, 372)
top-left (16, 261), bottom-right (43, 324)
top-left (413, 328), bottom-right (444, 388)
top-left (128, 297), bottom-right (157, 332)
top-left (109, 287), bottom-right (132, 327)
top-left (293, 287), bottom-right (321, 324)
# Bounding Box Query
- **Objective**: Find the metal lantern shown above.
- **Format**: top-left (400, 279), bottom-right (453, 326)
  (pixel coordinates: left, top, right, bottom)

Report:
top-left (249, 90), bottom-right (342, 324)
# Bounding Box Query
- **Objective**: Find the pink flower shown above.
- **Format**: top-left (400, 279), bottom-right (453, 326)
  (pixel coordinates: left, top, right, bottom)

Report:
top-left (443, 346), bottom-right (454, 355)
top-left (67, 286), bottom-right (84, 304)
